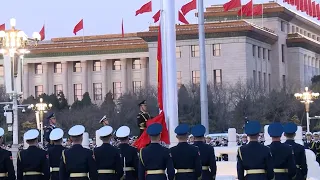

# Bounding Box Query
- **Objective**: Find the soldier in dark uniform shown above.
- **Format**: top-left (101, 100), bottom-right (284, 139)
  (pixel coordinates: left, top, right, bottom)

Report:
top-left (94, 126), bottom-right (123, 180)
top-left (284, 122), bottom-right (308, 180)
top-left (138, 123), bottom-right (175, 180)
top-left (268, 122), bottom-right (296, 180)
top-left (17, 129), bottom-right (50, 180)
top-left (0, 127), bottom-right (15, 180)
top-left (59, 125), bottom-right (98, 180)
top-left (116, 126), bottom-right (139, 180)
top-left (48, 128), bottom-right (66, 180)
top-left (191, 125), bottom-right (217, 180)
top-left (170, 124), bottom-right (202, 180)
top-left (304, 132), bottom-right (313, 149)
top-left (44, 113), bottom-right (56, 149)
top-left (311, 132), bottom-right (320, 163)
top-left (137, 100), bottom-right (152, 137)
top-left (99, 115), bottom-right (109, 126)
top-left (237, 121), bottom-right (274, 180)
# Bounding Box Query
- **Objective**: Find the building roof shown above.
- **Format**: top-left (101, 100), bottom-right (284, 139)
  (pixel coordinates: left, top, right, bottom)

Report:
top-left (26, 33), bottom-right (148, 58)
top-left (287, 33), bottom-right (320, 54)
top-left (138, 20), bottom-right (278, 44)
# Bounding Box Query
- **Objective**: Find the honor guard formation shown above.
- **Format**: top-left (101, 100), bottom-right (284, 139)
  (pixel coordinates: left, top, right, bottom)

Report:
top-left (0, 100), bottom-right (316, 180)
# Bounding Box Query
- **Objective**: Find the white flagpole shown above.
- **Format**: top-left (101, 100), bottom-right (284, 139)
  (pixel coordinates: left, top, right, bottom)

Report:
top-left (262, 3), bottom-right (264, 27)
top-left (163, 0), bottom-right (179, 146)
top-left (160, 0), bottom-right (168, 116)
top-left (82, 18), bottom-right (85, 42)
top-left (198, 0), bottom-right (209, 134)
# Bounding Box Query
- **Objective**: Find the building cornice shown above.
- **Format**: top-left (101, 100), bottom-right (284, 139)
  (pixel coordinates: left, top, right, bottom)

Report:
top-left (286, 33), bottom-right (320, 54)
top-left (137, 20), bottom-right (278, 44)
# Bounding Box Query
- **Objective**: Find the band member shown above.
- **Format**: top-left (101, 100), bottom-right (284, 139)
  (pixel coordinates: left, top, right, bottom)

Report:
top-left (99, 115), bottom-right (109, 126)
top-left (136, 100), bottom-right (152, 137)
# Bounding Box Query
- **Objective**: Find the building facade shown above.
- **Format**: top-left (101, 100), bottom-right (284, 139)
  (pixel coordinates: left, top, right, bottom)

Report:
top-left (0, 2), bottom-right (318, 104)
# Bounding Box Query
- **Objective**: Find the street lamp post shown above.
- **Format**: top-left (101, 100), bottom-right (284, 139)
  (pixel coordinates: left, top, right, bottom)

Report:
top-left (0, 18), bottom-right (40, 164)
top-left (30, 98), bottom-right (52, 145)
top-left (294, 87), bottom-right (319, 132)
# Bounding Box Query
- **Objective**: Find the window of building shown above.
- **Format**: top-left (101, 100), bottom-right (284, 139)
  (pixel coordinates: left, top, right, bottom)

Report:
top-left (263, 73), bottom-right (266, 90)
top-left (317, 37), bottom-right (320, 41)
top-left (281, 21), bottom-right (285, 32)
top-left (268, 50), bottom-right (271, 61)
top-left (0, 65), bottom-right (4, 76)
top-left (177, 71), bottom-right (182, 87)
top-left (93, 60), bottom-right (101, 72)
top-left (282, 75), bottom-right (286, 90)
top-left (292, 26), bottom-right (295, 33)
top-left (113, 82), bottom-right (122, 99)
top-left (192, 70), bottom-right (200, 84)
top-left (191, 45), bottom-right (199, 57)
top-left (35, 63), bottom-right (43, 74)
top-left (258, 71), bottom-right (262, 88)
top-left (132, 81), bottom-right (142, 93)
top-left (176, 47), bottom-right (181, 58)
top-left (54, 62), bottom-right (62, 73)
top-left (253, 70), bottom-right (256, 87)
top-left (213, 69), bottom-right (222, 86)
top-left (93, 83), bottom-right (102, 100)
top-left (74, 84), bottom-right (82, 101)
top-left (54, 84), bottom-right (63, 95)
top-left (268, 73), bottom-right (271, 92)
top-left (73, 61), bottom-right (81, 72)
top-left (35, 85), bottom-right (43, 98)
top-left (263, 48), bottom-right (266, 59)
top-left (112, 60), bottom-right (121, 70)
top-left (312, 58), bottom-right (315, 67)
top-left (308, 33), bottom-right (311, 37)
top-left (281, 44), bottom-right (285, 62)
top-left (258, 47), bottom-right (261, 58)
top-left (213, 44), bottom-right (221, 56)
top-left (312, 35), bottom-right (316, 40)
top-left (252, 45), bottom-right (256, 57)
top-left (304, 31), bottom-right (306, 36)
top-left (296, 27), bottom-right (299, 33)
top-left (132, 59), bottom-right (141, 69)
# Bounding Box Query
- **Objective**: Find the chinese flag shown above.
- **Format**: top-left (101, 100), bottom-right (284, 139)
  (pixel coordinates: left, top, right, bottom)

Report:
top-left (73, 19), bottom-right (83, 35)
top-left (316, 4), bottom-right (320, 19)
top-left (223, 0), bottom-right (241, 12)
top-left (312, 1), bottom-right (316, 17)
top-left (121, 19), bottom-right (124, 38)
top-left (0, 23), bottom-right (5, 31)
top-left (135, 1), bottom-right (152, 16)
top-left (133, 26), bottom-right (170, 150)
top-left (178, 11), bottom-right (190, 24)
top-left (153, 10), bottom-right (161, 23)
top-left (252, 4), bottom-right (263, 16)
top-left (181, 0), bottom-right (196, 15)
top-left (238, 0), bottom-right (253, 16)
top-left (39, 25), bottom-right (45, 41)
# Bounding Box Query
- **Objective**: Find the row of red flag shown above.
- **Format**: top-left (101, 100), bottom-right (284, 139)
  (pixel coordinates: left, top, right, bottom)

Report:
top-left (223, 0), bottom-right (263, 16)
top-left (284, 0), bottom-right (320, 20)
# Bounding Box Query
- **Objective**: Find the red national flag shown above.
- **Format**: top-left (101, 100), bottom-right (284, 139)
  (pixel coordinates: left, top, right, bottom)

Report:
top-left (223, 0), bottom-right (241, 11)
top-left (178, 11), bottom-right (190, 24)
top-left (153, 10), bottom-right (161, 23)
top-left (121, 19), bottom-right (124, 38)
top-left (39, 25), bottom-right (45, 41)
top-left (0, 23), bottom-right (5, 31)
top-left (135, 1), bottom-right (152, 16)
top-left (252, 4), bottom-right (263, 16)
top-left (316, 4), bottom-right (320, 19)
top-left (157, 25), bottom-right (163, 110)
top-left (308, 0), bottom-right (312, 15)
top-left (73, 19), bottom-right (83, 35)
top-left (238, 0), bottom-right (253, 16)
top-left (288, 0), bottom-right (295, 5)
top-left (312, 1), bottom-right (316, 17)
top-left (181, 0), bottom-right (197, 15)
top-left (133, 112), bottom-right (169, 149)
top-left (303, 0), bottom-right (308, 12)
top-left (297, 0), bottom-right (302, 11)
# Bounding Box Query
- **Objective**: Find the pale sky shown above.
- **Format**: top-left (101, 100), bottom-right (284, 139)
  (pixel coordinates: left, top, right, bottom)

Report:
top-left (0, 0), bottom-right (318, 39)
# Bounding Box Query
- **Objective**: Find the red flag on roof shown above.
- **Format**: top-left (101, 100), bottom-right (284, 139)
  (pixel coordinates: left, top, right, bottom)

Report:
top-left (135, 1), bottom-right (152, 16)
top-left (73, 19), bottom-right (83, 35)
top-left (312, 1), bottom-right (316, 17)
top-left (121, 19), bottom-right (124, 38)
top-left (252, 4), bottom-right (263, 16)
top-left (223, 0), bottom-right (241, 11)
top-left (0, 23), bottom-right (5, 31)
top-left (238, 0), bottom-right (253, 16)
top-left (181, 0), bottom-right (196, 15)
top-left (316, 3), bottom-right (320, 19)
top-left (39, 25), bottom-right (45, 41)
top-left (153, 10), bottom-right (161, 23)
top-left (178, 11), bottom-right (190, 24)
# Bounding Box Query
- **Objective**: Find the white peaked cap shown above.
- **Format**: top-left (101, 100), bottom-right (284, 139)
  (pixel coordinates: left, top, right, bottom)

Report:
top-left (24, 129), bottom-right (39, 140)
top-left (0, 128), bottom-right (4, 137)
top-left (116, 126), bottom-right (130, 138)
top-left (98, 126), bottom-right (113, 137)
top-left (50, 128), bottom-right (64, 141)
top-left (68, 125), bottom-right (85, 136)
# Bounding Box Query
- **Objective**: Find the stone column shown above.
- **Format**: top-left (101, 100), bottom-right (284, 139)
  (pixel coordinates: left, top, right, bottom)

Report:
top-left (121, 59), bottom-right (127, 93)
top-left (81, 61), bottom-right (88, 93)
top-left (61, 62), bottom-right (68, 99)
top-left (101, 59), bottom-right (108, 97)
top-left (42, 62), bottom-right (49, 94)
top-left (227, 128), bottom-right (237, 161)
top-left (23, 64), bottom-right (29, 98)
top-left (140, 57), bottom-right (148, 89)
